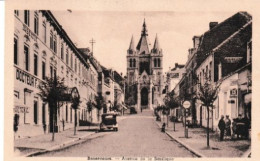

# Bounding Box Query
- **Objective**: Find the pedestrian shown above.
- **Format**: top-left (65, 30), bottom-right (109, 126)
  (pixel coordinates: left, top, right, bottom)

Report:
top-left (161, 123), bottom-right (166, 132)
top-left (236, 114), bottom-right (244, 139)
top-left (231, 119), bottom-right (237, 140)
top-left (218, 115), bottom-right (225, 141)
top-left (225, 115), bottom-right (231, 139)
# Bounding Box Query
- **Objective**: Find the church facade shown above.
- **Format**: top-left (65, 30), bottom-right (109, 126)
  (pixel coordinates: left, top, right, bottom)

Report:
top-left (126, 20), bottom-right (164, 110)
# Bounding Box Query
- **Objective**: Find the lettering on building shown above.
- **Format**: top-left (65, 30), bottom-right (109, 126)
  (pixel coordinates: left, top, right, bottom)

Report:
top-left (16, 67), bottom-right (40, 88)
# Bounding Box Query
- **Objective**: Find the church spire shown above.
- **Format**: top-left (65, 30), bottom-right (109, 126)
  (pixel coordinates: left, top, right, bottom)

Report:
top-left (129, 35), bottom-right (135, 51)
top-left (136, 19), bottom-right (150, 54)
top-left (153, 34), bottom-right (160, 50)
top-left (141, 18), bottom-right (148, 36)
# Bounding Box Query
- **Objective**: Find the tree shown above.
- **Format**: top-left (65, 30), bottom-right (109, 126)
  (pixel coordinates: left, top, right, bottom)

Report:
top-left (38, 76), bottom-right (68, 141)
top-left (196, 77), bottom-right (220, 148)
top-left (164, 90), bottom-right (180, 131)
top-left (95, 94), bottom-right (104, 122)
top-left (71, 87), bottom-right (80, 135)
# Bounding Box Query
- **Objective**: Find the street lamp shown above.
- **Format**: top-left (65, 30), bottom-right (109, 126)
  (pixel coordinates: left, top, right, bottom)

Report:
top-left (183, 100), bottom-right (191, 138)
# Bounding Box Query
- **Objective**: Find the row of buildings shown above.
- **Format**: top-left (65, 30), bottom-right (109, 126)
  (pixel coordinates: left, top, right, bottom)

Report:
top-left (166, 12), bottom-right (252, 131)
top-left (13, 10), bottom-right (125, 138)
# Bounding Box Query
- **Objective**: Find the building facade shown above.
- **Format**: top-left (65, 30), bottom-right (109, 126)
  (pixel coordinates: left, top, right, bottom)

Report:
top-left (194, 12), bottom-right (252, 130)
top-left (126, 20), bottom-right (164, 110)
top-left (13, 10), bottom-right (101, 138)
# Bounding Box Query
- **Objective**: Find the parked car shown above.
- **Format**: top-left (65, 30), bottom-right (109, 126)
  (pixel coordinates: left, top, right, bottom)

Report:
top-left (99, 113), bottom-right (118, 131)
top-left (130, 107), bottom-right (137, 114)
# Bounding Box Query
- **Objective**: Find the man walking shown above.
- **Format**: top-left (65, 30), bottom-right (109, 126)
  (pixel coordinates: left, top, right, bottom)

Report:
top-left (225, 115), bottom-right (231, 139)
top-left (218, 115), bottom-right (225, 141)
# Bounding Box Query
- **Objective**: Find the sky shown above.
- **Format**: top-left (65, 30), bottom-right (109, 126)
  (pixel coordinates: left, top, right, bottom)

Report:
top-left (52, 11), bottom-right (236, 75)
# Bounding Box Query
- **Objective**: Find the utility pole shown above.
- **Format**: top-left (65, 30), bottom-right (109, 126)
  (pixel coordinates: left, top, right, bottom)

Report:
top-left (89, 38), bottom-right (96, 55)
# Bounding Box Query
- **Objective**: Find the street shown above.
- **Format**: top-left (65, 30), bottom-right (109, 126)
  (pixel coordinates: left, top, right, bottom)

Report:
top-left (39, 110), bottom-right (196, 157)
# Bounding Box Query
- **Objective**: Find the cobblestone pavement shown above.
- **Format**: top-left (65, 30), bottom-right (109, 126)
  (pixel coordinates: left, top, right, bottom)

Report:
top-left (39, 110), bottom-right (196, 157)
top-left (156, 120), bottom-right (251, 157)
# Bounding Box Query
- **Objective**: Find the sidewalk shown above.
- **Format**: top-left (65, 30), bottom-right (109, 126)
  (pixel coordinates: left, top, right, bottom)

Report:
top-left (156, 120), bottom-right (251, 157)
top-left (14, 125), bottom-right (98, 157)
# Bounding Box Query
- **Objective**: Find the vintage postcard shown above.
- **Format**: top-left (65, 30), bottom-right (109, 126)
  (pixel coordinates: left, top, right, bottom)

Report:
top-left (4, 0), bottom-right (260, 160)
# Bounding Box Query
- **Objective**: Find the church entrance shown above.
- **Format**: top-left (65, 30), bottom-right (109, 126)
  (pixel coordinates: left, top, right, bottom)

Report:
top-left (141, 88), bottom-right (148, 108)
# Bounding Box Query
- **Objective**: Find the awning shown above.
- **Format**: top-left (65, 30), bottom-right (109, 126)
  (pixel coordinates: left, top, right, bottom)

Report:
top-left (244, 93), bottom-right (252, 104)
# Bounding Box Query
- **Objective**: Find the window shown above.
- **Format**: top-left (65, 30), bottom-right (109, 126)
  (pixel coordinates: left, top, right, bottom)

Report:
top-left (66, 48), bottom-right (69, 65)
top-left (209, 62), bottom-right (212, 81)
top-left (14, 10), bottom-right (19, 16)
top-left (34, 100), bottom-right (38, 124)
top-left (34, 12), bottom-right (39, 35)
top-left (130, 59), bottom-right (132, 67)
top-left (24, 10), bottom-right (30, 26)
top-left (14, 37), bottom-right (18, 65)
top-left (50, 30), bottom-right (53, 50)
top-left (54, 68), bottom-right (57, 77)
top-left (50, 66), bottom-right (53, 78)
top-left (42, 21), bottom-right (46, 43)
top-left (42, 103), bottom-right (46, 124)
top-left (42, 61), bottom-right (46, 80)
top-left (75, 58), bottom-right (77, 72)
top-left (34, 53), bottom-right (38, 76)
top-left (24, 45), bottom-right (29, 71)
top-left (53, 35), bottom-right (57, 53)
top-left (133, 59), bottom-right (136, 67)
top-left (206, 65), bottom-right (208, 79)
top-left (61, 43), bottom-right (64, 60)
top-left (218, 63), bottom-right (222, 80)
top-left (66, 105), bottom-right (68, 122)
top-left (158, 58), bottom-right (161, 67)
top-left (70, 107), bottom-right (72, 122)
top-left (70, 53), bottom-right (73, 68)
top-left (154, 59), bottom-right (157, 67)
top-left (247, 41), bottom-right (252, 63)
top-left (79, 63), bottom-right (81, 76)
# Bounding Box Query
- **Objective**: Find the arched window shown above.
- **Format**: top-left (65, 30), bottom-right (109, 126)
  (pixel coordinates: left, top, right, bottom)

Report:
top-left (158, 58), bottom-right (161, 67)
top-left (133, 59), bottom-right (136, 67)
top-left (154, 58), bottom-right (157, 67)
top-left (130, 59), bottom-right (132, 67)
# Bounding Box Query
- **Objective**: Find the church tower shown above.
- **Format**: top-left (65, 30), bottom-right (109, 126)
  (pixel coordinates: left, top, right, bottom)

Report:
top-left (126, 20), bottom-right (164, 110)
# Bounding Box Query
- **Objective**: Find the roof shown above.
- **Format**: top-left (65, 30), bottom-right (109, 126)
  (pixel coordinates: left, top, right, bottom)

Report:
top-left (196, 12), bottom-right (252, 65)
top-left (129, 35), bottom-right (135, 51)
top-left (136, 20), bottom-right (151, 54)
top-left (42, 11), bottom-right (89, 69)
top-left (171, 63), bottom-right (185, 71)
top-left (153, 34), bottom-right (160, 50)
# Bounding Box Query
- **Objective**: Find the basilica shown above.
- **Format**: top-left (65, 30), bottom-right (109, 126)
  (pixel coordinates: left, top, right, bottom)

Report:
top-left (126, 20), bottom-right (164, 110)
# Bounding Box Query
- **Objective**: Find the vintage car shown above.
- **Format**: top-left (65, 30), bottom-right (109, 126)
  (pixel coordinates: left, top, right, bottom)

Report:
top-left (99, 113), bottom-right (118, 131)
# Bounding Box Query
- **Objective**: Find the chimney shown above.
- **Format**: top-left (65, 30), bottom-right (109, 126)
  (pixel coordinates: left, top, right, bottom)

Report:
top-left (209, 22), bottom-right (218, 30)
top-left (192, 36), bottom-right (200, 49)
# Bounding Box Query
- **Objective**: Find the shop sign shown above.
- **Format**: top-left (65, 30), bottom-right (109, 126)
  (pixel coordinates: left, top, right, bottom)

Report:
top-left (13, 106), bottom-right (29, 113)
top-left (224, 57), bottom-right (243, 63)
top-left (228, 100), bottom-right (235, 104)
top-left (15, 67), bottom-right (40, 88)
top-left (230, 88), bottom-right (237, 98)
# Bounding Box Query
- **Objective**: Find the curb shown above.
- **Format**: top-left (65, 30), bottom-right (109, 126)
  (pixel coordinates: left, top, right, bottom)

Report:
top-left (241, 148), bottom-right (251, 158)
top-left (155, 121), bottom-right (205, 158)
top-left (24, 132), bottom-right (96, 157)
